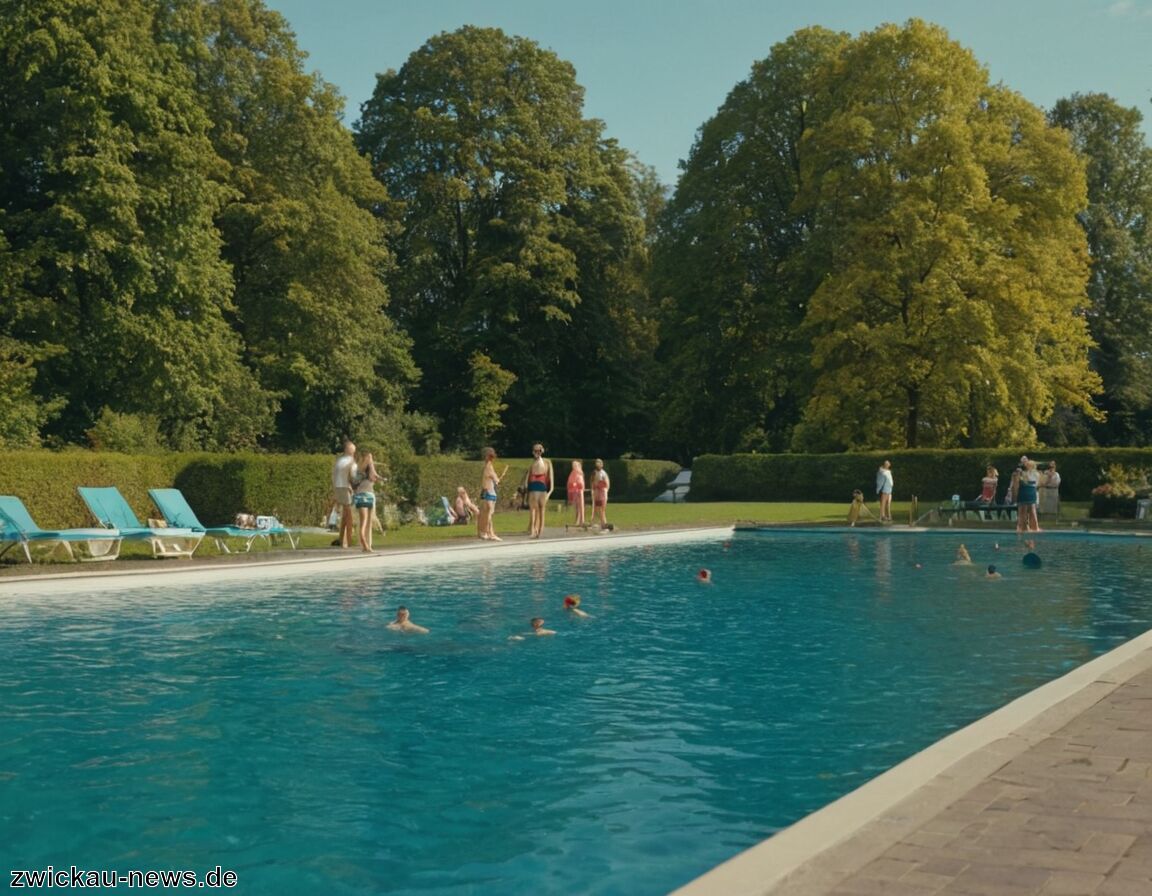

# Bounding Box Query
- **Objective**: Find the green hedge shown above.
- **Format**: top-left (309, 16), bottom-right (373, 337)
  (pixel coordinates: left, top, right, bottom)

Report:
top-left (0, 451), bottom-right (682, 529)
top-left (691, 448), bottom-right (1152, 504)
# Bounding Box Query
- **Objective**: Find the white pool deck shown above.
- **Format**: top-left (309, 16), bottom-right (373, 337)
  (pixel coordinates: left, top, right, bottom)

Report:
top-left (3, 526), bottom-right (1151, 895)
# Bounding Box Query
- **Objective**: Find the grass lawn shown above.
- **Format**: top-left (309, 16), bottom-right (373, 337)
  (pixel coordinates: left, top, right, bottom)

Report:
top-left (0, 500), bottom-right (1097, 570)
top-left (302, 499), bottom-right (1094, 548)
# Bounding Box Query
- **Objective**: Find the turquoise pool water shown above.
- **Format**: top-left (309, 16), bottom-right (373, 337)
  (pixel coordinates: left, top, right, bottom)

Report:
top-left (2, 530), bottom-right (1151, 895)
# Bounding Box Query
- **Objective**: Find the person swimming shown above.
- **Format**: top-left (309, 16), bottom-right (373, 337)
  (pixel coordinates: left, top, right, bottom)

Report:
top-left (986, 564), bottom-right (1002, 579)
top-left (387, 606), bottom-right (429, 634)
top-left (696, 568), bottom-right (713, 584)
top-left (530, 617), bottom-right (556, 636)
top-left (563, 594), bottom-right (590, 618)
top-left (953, 544), bottom-right (972, 565)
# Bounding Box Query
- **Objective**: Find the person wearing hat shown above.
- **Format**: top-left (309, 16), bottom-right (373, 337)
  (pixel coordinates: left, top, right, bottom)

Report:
top-left (563, 594), bottom-right (591, 618)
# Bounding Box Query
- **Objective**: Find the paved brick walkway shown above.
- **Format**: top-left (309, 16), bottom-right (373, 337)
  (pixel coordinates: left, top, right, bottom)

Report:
top-left (784, 664), bottom-right (1152, 896)
top-left (815, 664), bottom-right (1152, 895)
top-left (674, 639), bottom-right (1152, 896)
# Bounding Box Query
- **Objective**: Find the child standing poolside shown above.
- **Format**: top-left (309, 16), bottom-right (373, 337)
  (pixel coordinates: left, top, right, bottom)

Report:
top-left (567, 460), bottom-right (586, 526)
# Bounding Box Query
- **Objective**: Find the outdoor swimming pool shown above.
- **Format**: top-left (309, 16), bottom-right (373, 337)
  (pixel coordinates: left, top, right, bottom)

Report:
top-left (2, 529), bottom-right (1151, 895)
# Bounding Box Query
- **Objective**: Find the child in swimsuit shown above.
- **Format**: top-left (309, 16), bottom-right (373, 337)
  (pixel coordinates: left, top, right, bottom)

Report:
top-left (567, 460), bottom-right (586, 526)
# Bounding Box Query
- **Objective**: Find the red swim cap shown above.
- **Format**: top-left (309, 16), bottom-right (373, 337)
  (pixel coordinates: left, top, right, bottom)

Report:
top-left (697, 568), bottom-right (711, 581)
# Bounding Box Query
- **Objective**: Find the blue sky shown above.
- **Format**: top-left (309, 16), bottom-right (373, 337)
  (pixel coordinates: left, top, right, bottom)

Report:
top-left (264, 0), bottom-right (1152, 185)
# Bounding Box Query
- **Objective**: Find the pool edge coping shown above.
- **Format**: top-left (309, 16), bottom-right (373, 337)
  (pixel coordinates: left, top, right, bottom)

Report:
top-left (670, 625), bottom-right (1152, 896)
top-left (0, 526), bottom-right (737, 594)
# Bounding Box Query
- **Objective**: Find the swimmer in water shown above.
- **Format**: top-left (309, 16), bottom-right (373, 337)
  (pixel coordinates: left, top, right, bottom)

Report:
top-left (387, 606), bottom-right (429, 634)
top-left (530, 617), bottom-right (556, 636)
top-left (563, 594), bottom-right (591, 618)
top-left (986, 564), bottom-right (1002, 579)
top-left (953, 544), bottom-right (972, 565)
top-left (697, 568), bottom-right (713, 584)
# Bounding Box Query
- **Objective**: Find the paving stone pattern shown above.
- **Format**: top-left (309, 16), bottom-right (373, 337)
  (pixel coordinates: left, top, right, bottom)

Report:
top-left (818, 667), bottom-right (1152, 895)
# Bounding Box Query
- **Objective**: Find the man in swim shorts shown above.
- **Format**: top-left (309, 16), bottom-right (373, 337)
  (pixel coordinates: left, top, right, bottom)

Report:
top-left (331, 439), bottom-right (357, 548)
top-left (525, 443), bottom-right (554, 539)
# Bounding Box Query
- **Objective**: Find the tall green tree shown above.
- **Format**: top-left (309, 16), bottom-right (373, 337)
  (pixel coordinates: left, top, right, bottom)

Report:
top-left (355, 26), bottom-right (655, 454)
top-left (0, 0), bottom-right (277, 449)
top-left (185, 0), bottom-right (417, 450)
top-left (1047, 93), bottom-right (1152, 445)
top-left (652, 27), bottom-right (849, 459)
top-left (791, 19), bottom-right (1100, 450)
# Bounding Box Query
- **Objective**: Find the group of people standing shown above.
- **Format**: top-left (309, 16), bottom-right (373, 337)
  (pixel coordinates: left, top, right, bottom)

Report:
top-left (873, 456), bottom-right (1062, 533)
top-left (331, 439), bottom-right (383, 552)
top-left (477, 444), bottom-right (610, 541)
top-left (331, 441), bottom-right (613, 551)
top-left (996, 456), bottom-right (1061, 533)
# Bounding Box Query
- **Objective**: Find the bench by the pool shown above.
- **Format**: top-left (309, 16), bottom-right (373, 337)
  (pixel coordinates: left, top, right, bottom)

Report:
top-left (0, 495), bottom-right (123, 563)
top-left (936, 500), bottom-right (1017, 524)
top-left (148, 488), bottom-right (298, 553)
top-left (77, 486), bottom-right (203, 558)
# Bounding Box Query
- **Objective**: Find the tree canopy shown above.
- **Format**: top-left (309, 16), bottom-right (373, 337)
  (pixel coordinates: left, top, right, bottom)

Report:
top-left (3, 8), bottom-right (1141, 459)
top-left (355, 26), bottom-right (658, 455)
top-left (0, 0), bottom-right (417, 451)
top-left (0, 0), bottom-right (277, 449)
top-left (653, 19), bottom-right (1102, 454)
top-left (1047, 93), bottom-right (1152, 446)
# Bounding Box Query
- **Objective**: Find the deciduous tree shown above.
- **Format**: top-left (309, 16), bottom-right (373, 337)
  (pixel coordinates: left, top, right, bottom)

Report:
top-left (0, 0), bottom-right (277, 449)
top-left (792, 20), bottom-right (1100, 449)
top-left (1047, 93), bottom-right (1152, 445)
top-left (187, 0), bottom-right (417, 449)
top-left (652, 27), bottom-right (848, 458)
top-left (355, 26), bottom-right (655, 454)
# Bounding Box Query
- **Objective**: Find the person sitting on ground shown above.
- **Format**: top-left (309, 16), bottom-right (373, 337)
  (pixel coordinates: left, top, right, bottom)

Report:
top-left (977, 466), bottom-right (999, 504)
top-left (387, 606), bottom-right (429, 634)
top-left (847, 489), bottom-right (875, 526)
top-left (454, 486), bottom-right (479, 525)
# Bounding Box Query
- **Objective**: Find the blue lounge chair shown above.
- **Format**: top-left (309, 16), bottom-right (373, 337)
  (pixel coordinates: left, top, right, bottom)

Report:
top-left (77, 486), bottom-right (203, 558)
top-left (0, 495), bottom-right (122, 563)
top-left (148, 488), bottom-right (298, 553)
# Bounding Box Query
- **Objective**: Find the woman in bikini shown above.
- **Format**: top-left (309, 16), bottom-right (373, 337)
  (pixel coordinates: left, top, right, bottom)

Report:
top-left (478, 447), bottom-right (502, 541)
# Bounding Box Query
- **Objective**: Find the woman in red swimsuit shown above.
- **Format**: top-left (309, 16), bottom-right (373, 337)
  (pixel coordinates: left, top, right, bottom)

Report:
top-left (566, 460), bottom-right (586, 527)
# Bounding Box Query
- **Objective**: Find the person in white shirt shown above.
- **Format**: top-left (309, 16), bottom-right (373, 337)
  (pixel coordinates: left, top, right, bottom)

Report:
top-left (331, 440), bottom-right (357, 548)
top-left (1040, 461), bottom-right (1061, 517)
top-left (875, 460), bottom-right (894, 522)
